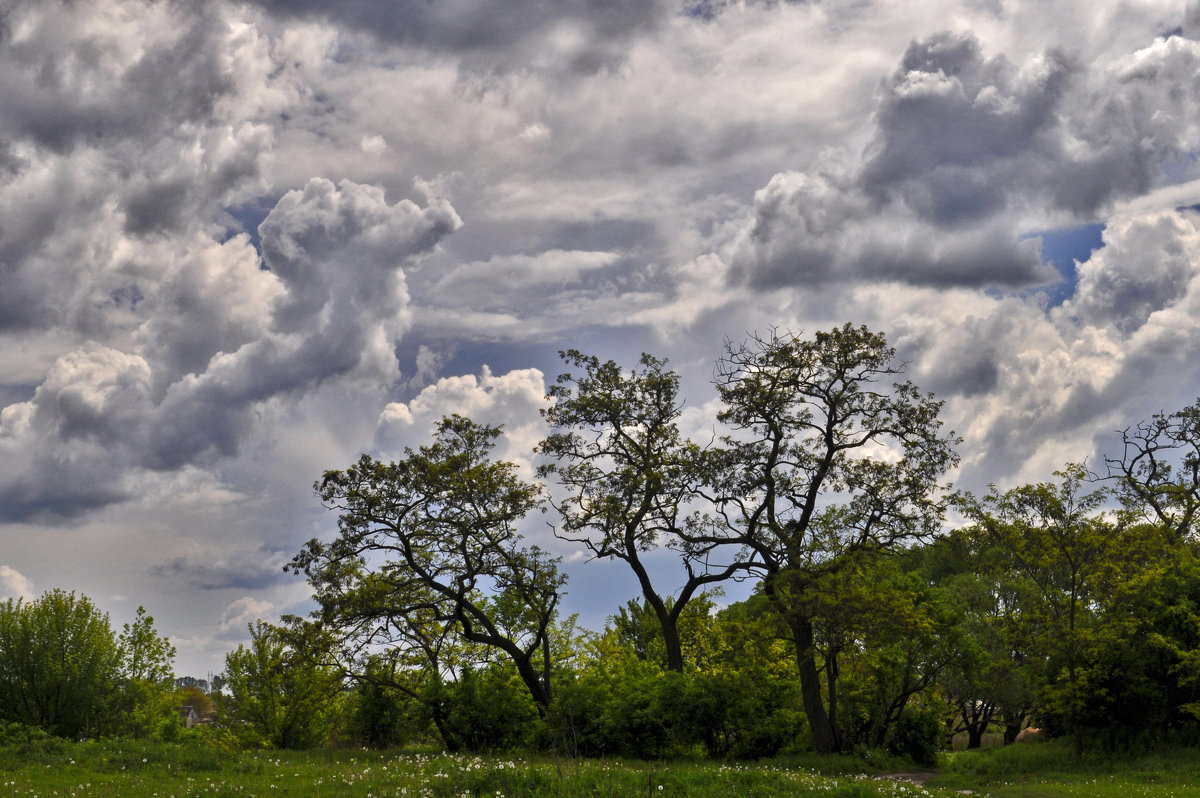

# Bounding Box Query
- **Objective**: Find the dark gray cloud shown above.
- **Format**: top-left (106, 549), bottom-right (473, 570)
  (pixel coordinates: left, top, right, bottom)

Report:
top-left (729, 168), bottom-right (1053, 289)
top-left (0, 453), bottom-right (133, 523)
top-left (730, 27), bottom-right (1200, 292)
top-left (150, 549), bottom-right (294, 591)
top-left (862, 32), bottom-right (1074, 224)
top-left (0, 178), bottom-right (461, 519)
top-left (1184, 2), bottom-right (1200, 38)
top-left (244, 0), bottom-right (670, 73)
top-left (0, 2), bottom-right (234, 155)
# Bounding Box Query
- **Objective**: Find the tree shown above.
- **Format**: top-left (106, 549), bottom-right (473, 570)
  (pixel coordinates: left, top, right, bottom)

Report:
top-left (174, 682), bottom-right (214, 719)
top-left (119, 606), bottom-right (176, 684)
top-left (291, 415), bottom-right (566, 715)
top-left (539, 350), bottom-right (751, 672)
top-left (807, 550), bottom-right (958, 753)
top-left (284, 588), bottom-right (468, 750)
top-left (696, 324), bottom-right (959, 753)
top-left (0, 589), bottom-right (120, 738)
top-left (962, 464), bottom-right (1137, 756)
top-left (1106, 397), bottom-right (1200, 539)
top-left (924, 527), bottom-right (1035, 747)
top-left (114, 606), bottom-right (178, 738)
top-left (220, 620), bottom-right (341, 749)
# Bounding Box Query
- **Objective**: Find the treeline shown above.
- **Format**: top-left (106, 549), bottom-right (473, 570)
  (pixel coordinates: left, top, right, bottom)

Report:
top-left (4, 324), bottom-right (1199, 763)
top-left (272, 324), bottom-right (1200, 759)
top-left (0, 594), bottom-right (209, 740)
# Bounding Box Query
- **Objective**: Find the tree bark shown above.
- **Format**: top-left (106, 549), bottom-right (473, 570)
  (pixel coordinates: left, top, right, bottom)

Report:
top-left (631, 557), bottom-right (685, 673)
top-left (791, 614), bottom-right (842, 754)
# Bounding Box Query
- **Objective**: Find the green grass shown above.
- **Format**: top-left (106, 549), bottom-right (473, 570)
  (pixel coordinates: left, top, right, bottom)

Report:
top-left (0, 738), bottom-right (965, 798)
top-left (3, 736), bottom-right (1200, 797)
top-left (931, 738), bottom-right (1200, 797)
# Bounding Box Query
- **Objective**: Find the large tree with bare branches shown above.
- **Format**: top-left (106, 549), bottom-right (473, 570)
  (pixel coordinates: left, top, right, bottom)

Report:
top-left (1106, 397), bottom-right (1200, 540)
top-left (696, 324), bottom-right (959, 754)
top-left (290, 415), bottom-right (565, 716)
top-left (538, 350), bottom-right (753, 673)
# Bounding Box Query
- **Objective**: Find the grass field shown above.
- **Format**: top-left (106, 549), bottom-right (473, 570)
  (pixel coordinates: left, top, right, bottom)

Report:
top-left (1, 734), bottom-right (1198, 797)
top-left (932, 739), bottom-right (1200, 797)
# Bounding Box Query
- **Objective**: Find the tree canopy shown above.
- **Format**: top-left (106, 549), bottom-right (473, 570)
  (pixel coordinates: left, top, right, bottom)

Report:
top-left (291, 415), bottom-right (565, 715)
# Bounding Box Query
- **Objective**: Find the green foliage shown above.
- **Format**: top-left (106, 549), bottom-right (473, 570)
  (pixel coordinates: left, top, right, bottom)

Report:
top-left (118, 606), bottom-right (176, 684)
top-left (883, 700), bottom-right (944, 767)
top-left (0, 589), bottom-right (120, 739)
top-left (962, 464), bottom-right (1149, 755)
top-left (547, 624), bottom-right (804, 761)
top-left (219, 621), bottom-right (342, 749)
top-left (295, 414), bottom-right (565, 713)
top-left (438, 665), bottom-right (540, 752)
top-left (539, 350), bottom-right (745, 673)
top-left (701, 324), bottom-right (959, 753)
top-left (923, 526), bottom-right (1035, 746)
top-left (339, 663), bottom-right (421, 749)
top-left (111, 607), bottom-right (180, 739)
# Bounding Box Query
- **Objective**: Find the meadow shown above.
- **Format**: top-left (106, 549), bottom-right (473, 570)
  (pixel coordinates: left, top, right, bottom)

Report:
top-left (3, 735), bottom-right (1199, 798)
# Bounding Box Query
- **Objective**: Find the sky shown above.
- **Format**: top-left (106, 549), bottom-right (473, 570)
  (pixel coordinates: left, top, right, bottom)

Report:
top-left (2, 0), bottom-right (1200, 679)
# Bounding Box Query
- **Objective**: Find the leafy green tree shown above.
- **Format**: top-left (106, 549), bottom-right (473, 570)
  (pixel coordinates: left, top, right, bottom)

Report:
top-left (539, 351), bottom-right (750, 673)
top-left (119, 606), bottom-right (175, 683)
top-left (292, 415), bottom-right (565, 715)
top-left (0, 589), bottom-right (119, 738)
top-left (114, 606), bottom-right (178, 738)
top-left (1056, 524), bottom-right (1200, 748)
top-left (820, 552), bottom-right (959, 751)
top-left (695, 324), bottom-right (959, 753)
top-left (219, 621), bottom-right (341, 749)
top-left (610, 592), bottom-right (723, 672)
top-left (963, 464), bottom-right (1139, 756)
top-left (924, 527), bottom-right (1035, 747)
top-left (339, 655), bottom-right (428, 748)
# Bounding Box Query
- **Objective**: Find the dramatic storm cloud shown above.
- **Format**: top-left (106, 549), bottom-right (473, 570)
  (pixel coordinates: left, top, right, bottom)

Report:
top-left (1, 0), bottom-right (1198, 675)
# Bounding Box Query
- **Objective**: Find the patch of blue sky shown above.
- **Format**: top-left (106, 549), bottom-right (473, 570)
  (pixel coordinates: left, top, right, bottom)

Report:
top-left (1020, 222), bottom-right (1106, 308)
top-left (222, 195), bottom-right (280, 260)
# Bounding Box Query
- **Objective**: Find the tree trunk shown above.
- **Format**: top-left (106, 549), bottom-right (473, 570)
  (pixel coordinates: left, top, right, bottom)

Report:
top-left (646, 594), bottom-right (685, 673)
top-left (762, 575), bottom-right (842, 753)
top-left (430, 702), bottom-right (460, 752)
top-left (628, 549), bottom-right (686, 673)
top-left (825, 648), bottom-right (840, 745)
top-left (512, 653), bottom-right (551, 716)
top-left (791, 615), bottom-right (842, 754)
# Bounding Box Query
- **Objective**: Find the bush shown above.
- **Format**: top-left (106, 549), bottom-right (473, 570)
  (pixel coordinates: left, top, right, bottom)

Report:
top-left (546, 667), bottom-right (804, 760)
top-left (884, 704), bottom-right (943, 767)
top-left (439, 666), bottom-right (540, 753)
top-left (681, 671), bottom-right (804, 759)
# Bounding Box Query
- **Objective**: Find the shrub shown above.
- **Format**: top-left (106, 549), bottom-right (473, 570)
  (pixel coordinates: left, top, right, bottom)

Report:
top-left (885, 704), bottom-right (943, 767)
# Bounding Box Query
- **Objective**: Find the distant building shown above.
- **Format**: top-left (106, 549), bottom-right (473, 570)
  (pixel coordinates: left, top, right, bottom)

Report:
top-left (177, 706), bottom-right (199, 729)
